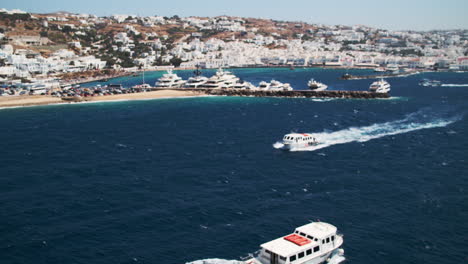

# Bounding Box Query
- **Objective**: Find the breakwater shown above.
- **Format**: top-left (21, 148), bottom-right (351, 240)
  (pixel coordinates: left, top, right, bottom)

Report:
top-left (149, 88), bottom-right (390, 99)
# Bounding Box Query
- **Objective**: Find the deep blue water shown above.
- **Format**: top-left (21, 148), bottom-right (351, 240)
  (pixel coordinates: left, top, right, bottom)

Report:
top-left (1, 69), bottom-right (467, 264)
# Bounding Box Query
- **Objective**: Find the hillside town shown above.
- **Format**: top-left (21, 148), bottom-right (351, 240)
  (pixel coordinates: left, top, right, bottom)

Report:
top-left (0, 7), bottom-right (467, 89)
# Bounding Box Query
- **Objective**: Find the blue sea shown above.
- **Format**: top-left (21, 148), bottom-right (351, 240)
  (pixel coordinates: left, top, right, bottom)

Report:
top-left (1, 68), bottom-right (467, 264)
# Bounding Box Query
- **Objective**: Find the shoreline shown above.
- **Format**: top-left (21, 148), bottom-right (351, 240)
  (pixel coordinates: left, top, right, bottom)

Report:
top-left (0, 90), bottom-right (205, 109)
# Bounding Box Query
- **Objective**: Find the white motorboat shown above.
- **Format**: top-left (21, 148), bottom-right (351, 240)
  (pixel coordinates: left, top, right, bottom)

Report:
top-left (307, 79), bottom-right (328, 91)
top-left (385, 64), bottom-right (399, 73)
top-left (154, 70), bottom-right (185, 88)
top-left (277, 133), bottom-right (319, 150)
top-left (369, 79), bottom-right (391, 93)
top-left (243, 221), bottom-right (344, 264)
top-left (419, 79), bottom-right (441, 87)
top-left (259, 80), bottom-right (293, 91)
top-left (233, 81), bottom-right (257, 90)
top-left (374, 67), bottom-right (386, 72)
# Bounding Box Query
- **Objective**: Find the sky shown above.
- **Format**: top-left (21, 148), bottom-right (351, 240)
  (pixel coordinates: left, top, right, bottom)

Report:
top-left (2, 0), bottom-right (468, 31)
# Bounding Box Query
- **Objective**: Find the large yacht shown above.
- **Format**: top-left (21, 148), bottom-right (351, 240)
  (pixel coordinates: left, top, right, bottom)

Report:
top-left (307, 79), bottom-right (328, 91)
top-left (243, 221), bottom-right (345, 264)
top-left (185, 68), bottom-right (208, 88)
top-left (154, 70), bottom-right (185, 88)
top-left (202, 68), bottom-right (239, 89)
top-left (369, 79), bottom-right (391, 93)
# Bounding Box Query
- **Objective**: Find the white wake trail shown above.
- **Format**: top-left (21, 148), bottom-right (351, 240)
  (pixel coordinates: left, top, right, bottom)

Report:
top-left (186, 259), bottom-right (244, 264)
top-left (441, 84), bottom-right (468, 87)
top-left (281, 109), bottom-right (462, 152)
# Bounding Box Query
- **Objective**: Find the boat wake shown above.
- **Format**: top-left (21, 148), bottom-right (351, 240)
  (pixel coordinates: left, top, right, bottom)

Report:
top-left (275, 108), bottom-right (462, 152)
top-left (441, 83), bottom-right (468, 87)
top-left (186, 259), bottom-right (243, 264)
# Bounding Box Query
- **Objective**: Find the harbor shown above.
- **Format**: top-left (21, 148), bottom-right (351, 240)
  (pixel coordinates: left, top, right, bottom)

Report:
top-left (149, 88), bottom-right (390, 99)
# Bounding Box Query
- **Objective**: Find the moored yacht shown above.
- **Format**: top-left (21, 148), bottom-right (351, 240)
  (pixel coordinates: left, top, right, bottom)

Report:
top-left (154, 70), bottom-right (185, 88)
top-left (202, 68), bottom-right (239, 89)
top-left (369, 79), bottom-right (391, 93)
top-left (243, 221), bottom-right (344, 264)
top-left (270, 80), bottom-right (293, 91)
top-left (307, 79), bottom-right (328, 91)
top-left (385, 64), bottom-right (399, 73)
top-left (259, 80), bottom-right (293, 91)
top-left (233, 81), bottom-right (257, 90)
top-left (374, 67), bottom-right (386, 72)
top-left (185, 67), bottom-right (208, 88)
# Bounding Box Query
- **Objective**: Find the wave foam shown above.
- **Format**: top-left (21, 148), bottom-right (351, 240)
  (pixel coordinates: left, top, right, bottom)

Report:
top-left (186, 259), bottom-right (244, 264)
top-left (279, 108), bottom-right (462, 152)
top-left (441, 84), bottom-right (468, 87)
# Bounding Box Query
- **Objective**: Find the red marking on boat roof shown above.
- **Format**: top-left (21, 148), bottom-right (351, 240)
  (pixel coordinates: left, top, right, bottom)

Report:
top-left (284, 234), bottom-right (311, 246)
top-left (301, 133), bottom-right (309, 137)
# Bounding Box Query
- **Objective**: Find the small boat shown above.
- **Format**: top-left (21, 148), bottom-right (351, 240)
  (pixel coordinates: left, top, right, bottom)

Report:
top-left (419, 79), bottom-right (441, 87)
top-left (369, 79), bottom-right (390, 93)
top-left (341, 73), bottom-right (352, 80)
top-left (374, 67), bottom-right (385, 72)
top-left (132, 83), bottom-right (152, 89)
top-left (308, 79), bottom-right (328, 91)
top-left (242, 221), bottom-right (345, 264)
top-left (278, 133), bottom-right (318, 150)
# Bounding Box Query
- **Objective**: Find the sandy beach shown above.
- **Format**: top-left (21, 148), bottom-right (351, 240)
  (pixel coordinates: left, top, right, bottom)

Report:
top-left (0, 90), bottom-right (204, 109)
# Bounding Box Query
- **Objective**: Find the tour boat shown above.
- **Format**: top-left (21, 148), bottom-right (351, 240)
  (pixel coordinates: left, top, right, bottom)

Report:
top-left (154, 70), bottom-right (185, 88)
top-left (243, 221), bottom-right (345, 264)
top-left (307, 79), bottom-right (328, 91)
top-left (369, 79), bottom-right (391, 93)
top-left (279, 133), bottom-right (319, 150)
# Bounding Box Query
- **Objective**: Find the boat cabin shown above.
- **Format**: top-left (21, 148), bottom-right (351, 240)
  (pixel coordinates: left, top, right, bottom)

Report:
top-left (256, 222), bottom-right (341, 264)
top-left (283, 133), bottom-right (315, 144)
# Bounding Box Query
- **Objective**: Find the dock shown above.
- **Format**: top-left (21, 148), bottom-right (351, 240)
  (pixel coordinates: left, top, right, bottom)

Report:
top-left (148, 88), bottom-right (390, 99)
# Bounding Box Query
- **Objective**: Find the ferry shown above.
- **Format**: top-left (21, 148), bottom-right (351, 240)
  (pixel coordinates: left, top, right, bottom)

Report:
top-left (307, 79), bottom-right (328, 91)
top-left (279, 133), bottom-right (319, 150)
top-left (243, 222), bottom-right (345, 264)
top-left (369, 79), bottom-right (390, 93)
top-left (155, 70), bottom-right (186, 88)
